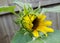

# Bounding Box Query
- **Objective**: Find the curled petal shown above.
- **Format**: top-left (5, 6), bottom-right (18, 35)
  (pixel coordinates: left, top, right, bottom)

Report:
top-left (30, 15), bottom-right (36, 22)
top-left (23, 23), bottom-right (33, 30)
top-left (23, 15), bottom-right (30, 21)
top-left (32, 30), bottom-right (39, 38)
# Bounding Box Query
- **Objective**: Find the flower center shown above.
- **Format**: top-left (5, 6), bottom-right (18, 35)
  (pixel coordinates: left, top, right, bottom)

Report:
top-left (32, 17), bottom-right (39, 30)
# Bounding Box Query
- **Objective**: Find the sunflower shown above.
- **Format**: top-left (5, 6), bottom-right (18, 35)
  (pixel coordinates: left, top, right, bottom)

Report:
top-left (22, 13), bottom-right (54, 38)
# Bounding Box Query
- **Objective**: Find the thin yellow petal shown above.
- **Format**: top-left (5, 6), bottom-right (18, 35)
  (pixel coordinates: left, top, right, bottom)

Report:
top-left (29, 14), bottom-right (36, 22)
top-left (36, 26), bottom-right (54, 37)
top-left (45, 28), bottom-right (54, 32)
top-left (32, 30), bottom-right (39, 38)
top-left (44, 21), bottom-right (52, 26)
top-left (40, 26), bottom-right (54, 32)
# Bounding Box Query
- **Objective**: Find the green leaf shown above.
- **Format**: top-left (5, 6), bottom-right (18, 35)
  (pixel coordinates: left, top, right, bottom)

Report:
top-left (28, 38), bottom-right (44, 43)
top-left (11, 30), bottom-right (60, 43)
top-left (42, 6), bottom-right (60, 13)
top-left (11, 29), bottom-right (32, 43)
top-left (0, 6), bottom-right (16, 13)
top-left (42, 30), bottom-right (60, 43)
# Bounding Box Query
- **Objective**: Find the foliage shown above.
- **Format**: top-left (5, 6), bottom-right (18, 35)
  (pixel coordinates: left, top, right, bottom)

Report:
top-left (11, 30), bottom-right (60, 43)
top-left (0, 6), bottom-right (15, 13)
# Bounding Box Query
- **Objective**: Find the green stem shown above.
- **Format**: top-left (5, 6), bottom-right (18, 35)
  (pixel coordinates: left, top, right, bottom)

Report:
top-left (12, 11), bottom-right (20, 17)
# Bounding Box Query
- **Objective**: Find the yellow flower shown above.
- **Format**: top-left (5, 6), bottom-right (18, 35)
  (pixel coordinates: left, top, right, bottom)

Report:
top-left (22, 14), bottom-right (54, 38)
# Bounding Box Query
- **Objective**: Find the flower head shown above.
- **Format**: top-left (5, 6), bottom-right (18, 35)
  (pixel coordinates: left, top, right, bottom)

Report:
top-left (22, 13), bottom-right (54, 38)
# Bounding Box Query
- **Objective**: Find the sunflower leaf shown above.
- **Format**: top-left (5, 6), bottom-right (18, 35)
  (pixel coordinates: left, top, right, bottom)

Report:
top-left (28, 38), bottom-right (44, 43)
top-left (11, 30), bottom-right (60, 43)
top-left (42, 5), bottom-right (60, 13)
top-left (42, 30), bottom-right (60, 43)
top-left (0, 6), bottom-right (15, 13)
top-left (11, 29), bottom-right (32, 43)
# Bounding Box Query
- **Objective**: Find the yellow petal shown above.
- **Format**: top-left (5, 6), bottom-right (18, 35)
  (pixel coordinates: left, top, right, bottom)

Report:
top-left (29, 14), bottom-right (36, 22)
top-left (23, 15), bottom-right (30, 21)
top-left (40, 26), bottom-right (54, 32)
top-left (31, 16), bottom-right (36, 22)
top-left (37, 27), bottom-right (48, 37)
top-left (23, 23), bottom-right (33, 30)
top-left (32, 30), bottom-right (39, 38)
top-left (45, 28), bottom-right (54, 32)
top-left (44, 21), bottom-right (52, 26)
top-left (36, 26), bottom-right (54, 37)
top-left (38, 14), bottom-right (46, 21)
